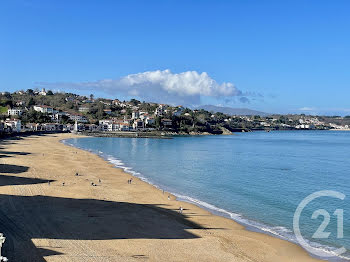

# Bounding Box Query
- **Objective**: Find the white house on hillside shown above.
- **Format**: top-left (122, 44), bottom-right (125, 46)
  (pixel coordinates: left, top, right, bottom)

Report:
top-left (145, 117), bottom-right (155, 126)
top-left (8, 108), bottom-right (23, 116)
top-left (39, 88), bottom-right (47, 96)
top-left (79, 107), bottom-right (89, 113)
top-left (69, 114), bottom-right (88, 123)
top-left (154, 104), bottom-right (168, 116)
top-left (132, 111), bottom-right (140, 119)
top-left (5, 119), bottom-right (21, 132)
top-left (33, 105), bottom-right (54, 114)
top-left (132, 119), bottom-right (144, 130)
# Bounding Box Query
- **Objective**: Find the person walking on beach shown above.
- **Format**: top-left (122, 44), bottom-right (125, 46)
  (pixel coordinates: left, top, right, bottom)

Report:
top-left (62, 182), bottom-right (65, 186)
top-left (179, 206), bottom-right (183, 214)
top-left (168, 195), bottom-right (170, 200)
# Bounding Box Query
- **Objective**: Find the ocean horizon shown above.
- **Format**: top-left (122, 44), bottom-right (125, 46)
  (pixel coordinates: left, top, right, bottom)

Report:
top-left (64, 131), bottom-right (350, 261)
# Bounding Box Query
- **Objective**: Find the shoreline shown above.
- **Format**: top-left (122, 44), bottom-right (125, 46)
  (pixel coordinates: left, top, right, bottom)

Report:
top-left (329, 129), bottom-right (350, 131)
top-left (64, 135), bottom-right (349, 262)
top-left (0, 133), bottom-right (327, 261)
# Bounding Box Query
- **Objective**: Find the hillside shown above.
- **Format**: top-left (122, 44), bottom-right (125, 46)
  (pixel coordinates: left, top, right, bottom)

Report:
top-left (198, 105), bottom-right (270, 116)
top-left (1, 90), bottom-right (346, 133)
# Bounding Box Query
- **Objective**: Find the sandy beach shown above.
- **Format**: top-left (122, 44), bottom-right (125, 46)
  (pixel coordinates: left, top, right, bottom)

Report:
top-left (0, 133), bottom-right (323, 262)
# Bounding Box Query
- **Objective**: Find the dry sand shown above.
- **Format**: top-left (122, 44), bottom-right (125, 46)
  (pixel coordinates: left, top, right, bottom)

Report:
top-left (0, 133), bottom-right (323, 262)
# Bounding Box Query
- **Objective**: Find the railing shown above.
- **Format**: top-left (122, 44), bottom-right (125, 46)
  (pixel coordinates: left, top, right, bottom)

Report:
top-left (0, 233), bottom-right (7, 261)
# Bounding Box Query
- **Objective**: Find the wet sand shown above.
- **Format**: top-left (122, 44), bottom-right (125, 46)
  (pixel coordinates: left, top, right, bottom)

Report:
top-left (0, 133), bottom-right (323, 262)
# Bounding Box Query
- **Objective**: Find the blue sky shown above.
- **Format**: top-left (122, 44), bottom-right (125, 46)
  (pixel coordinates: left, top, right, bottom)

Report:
top-left (1, 0), bottom-right (350, 115)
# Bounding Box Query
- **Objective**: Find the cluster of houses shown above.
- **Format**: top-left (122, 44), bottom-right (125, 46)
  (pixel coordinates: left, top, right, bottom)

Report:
top-left (96, 104), bottom-right (180, 132)
top-left (6, 105), bottom-right (89, 123)
top-left (98, 117), bottom-right (171, 132)
top-left (0, 119), bottom-right (77, 134)
top-left (294, 117), bottom-right (322, 129)
top-left (2, 103), bottom-right (88, 134)
top-left (329, 123), bottom-right (350, 130)
top-left (33, 105), bottom-right (89, 123)
top-left (11, 88), bottom-right (48, 96)
top-left (237, 115), bottom-right (333, 130)
top-left (93, 103), bottom-right (184, 132)
top-left (1, 103), bottom-right (186, 134)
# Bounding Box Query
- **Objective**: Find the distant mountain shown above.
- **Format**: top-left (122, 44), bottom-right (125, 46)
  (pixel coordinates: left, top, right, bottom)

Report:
top-left (197, 105), bottom-right (271, 116)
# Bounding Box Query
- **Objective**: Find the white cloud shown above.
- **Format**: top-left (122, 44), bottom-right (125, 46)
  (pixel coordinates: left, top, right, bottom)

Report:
top-left (298, 107), bottom-right (316, 111)
top-left (37, 69), bottom-right (245, 105)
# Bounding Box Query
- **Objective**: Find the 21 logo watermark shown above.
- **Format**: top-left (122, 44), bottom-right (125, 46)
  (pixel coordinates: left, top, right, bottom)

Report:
top-left (293, 190), bottom-right (346, 258)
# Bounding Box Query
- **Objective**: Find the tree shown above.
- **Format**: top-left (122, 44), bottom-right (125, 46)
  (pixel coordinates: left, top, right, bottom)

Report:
top-left (155, 116), bottom-right (161, 128)
top-left (130, 99), bottom-right (140, 106)
top-left (96, 103), bottom-right (105, 119)
top-left (26, 89), bottom-right (35, 95)
top-left (254, 115), bottom-right (261, 120)
top-left (27, 97), bottom-right (35, 107)
top-left (21, 109), bottom-right (52, 124)
top-left (60, 115), bottom-right (72, 124)
top-left (47, 90), bottom-right (54, 95)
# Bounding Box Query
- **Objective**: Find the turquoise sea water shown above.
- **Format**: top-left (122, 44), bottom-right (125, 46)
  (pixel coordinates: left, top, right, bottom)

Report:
top-left (65, 131), bottom-right (350, 261)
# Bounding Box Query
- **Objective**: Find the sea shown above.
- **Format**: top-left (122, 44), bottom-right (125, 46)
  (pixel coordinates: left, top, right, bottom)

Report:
top-left (63, 131), bottom-right (350, 261)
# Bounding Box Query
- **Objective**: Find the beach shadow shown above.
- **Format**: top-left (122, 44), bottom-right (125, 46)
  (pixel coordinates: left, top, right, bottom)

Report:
top-left (0, 175), bottom-right (57, 261)
top-left (35, 248), bottom-right (63, 257)
top-left (0, 151), bottom-right (31, 156)
top-left (0, 134), bottom-right (209, 261)
top-left (0, 131), bottom-right (66, 140)
top-left (0, 175), bottom-right (53, 187)
top-left (0, 151), bottom-right (31, 159)
top-left (0, 164), bottom-right (29, 174)
top-left (0, 194), bottom-right (206, 261)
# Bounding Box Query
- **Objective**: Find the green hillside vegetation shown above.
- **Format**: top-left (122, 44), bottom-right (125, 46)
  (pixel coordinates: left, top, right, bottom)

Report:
top-left (0, 106), bottom-right (7, 114)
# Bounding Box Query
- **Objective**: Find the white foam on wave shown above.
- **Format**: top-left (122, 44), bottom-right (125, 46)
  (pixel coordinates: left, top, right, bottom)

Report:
top-left (173, 192), bottom-right (293, 239)
top-left (104, 154), bottom-right (160, 188)
top-left (61, 138), bottom-right (350, 262)
top-left (61, 139), bottom-right (74, 147)
top-left (172, 194), bottom-right (350, 261)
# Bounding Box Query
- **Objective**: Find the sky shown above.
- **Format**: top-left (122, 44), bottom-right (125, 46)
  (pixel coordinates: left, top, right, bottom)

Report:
top-left (1, 0), bottom-right (350, 115)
